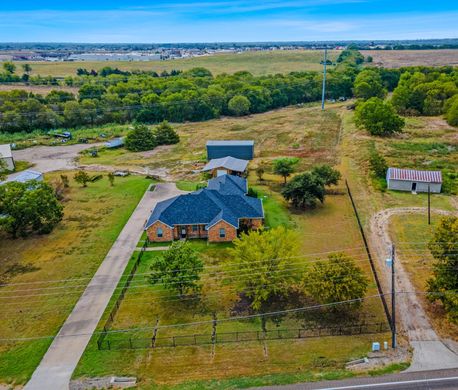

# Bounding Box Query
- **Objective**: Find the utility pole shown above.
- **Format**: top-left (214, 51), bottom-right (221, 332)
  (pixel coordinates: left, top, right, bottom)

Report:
top-left (391, 244), bottom-right (397, 349)
top-left (428, 184), bottom-right (431, 225)
top-left (321, 47), bottom-right (327, 111)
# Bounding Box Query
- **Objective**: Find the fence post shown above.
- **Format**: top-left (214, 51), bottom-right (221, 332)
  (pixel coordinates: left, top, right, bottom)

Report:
top-left (172, 337), bottom-right (176, 347)
top-left (129, 338), bottom-right (133, 349)
top-left (107, 339), bottom-right (111, 350)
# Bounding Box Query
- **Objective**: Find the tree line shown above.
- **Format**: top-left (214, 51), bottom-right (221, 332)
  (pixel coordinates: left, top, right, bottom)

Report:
top-left (0, 55), bottom-right (457, 134)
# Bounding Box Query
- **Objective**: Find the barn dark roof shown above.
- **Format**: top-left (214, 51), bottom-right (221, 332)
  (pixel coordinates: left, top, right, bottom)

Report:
top-left (145, 175), bottom-right (263, 230)
top-left (387, 168), bottom-right (442, 183)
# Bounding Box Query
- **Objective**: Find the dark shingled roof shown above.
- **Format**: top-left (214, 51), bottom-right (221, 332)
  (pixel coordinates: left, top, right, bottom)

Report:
top-left (145, 175), bottom-right (263, 230)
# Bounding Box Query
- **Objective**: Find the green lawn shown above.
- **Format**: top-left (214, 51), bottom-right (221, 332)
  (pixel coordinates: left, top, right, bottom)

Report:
top-left (0, 173), bottom-right (151, 385)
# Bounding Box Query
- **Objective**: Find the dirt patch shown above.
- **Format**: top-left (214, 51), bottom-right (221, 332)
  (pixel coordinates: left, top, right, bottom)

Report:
top-left (140, 144), bottom-right (174, 158)
top-left (363, 49), bottom-right (458, 68)
top-left (0, 84), bottom-right (79, 95)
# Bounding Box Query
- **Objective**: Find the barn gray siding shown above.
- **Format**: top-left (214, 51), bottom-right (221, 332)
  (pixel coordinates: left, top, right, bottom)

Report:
top-left (387, 179), bottom-right (441, 193)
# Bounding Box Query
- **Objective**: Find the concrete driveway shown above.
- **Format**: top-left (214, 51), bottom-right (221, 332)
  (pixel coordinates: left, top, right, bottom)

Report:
top-left (25, 183), bottom-right (184, 390)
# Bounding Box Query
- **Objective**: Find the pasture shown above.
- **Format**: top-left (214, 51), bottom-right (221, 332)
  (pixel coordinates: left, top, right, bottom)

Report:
top-left (13, 50), bottom-right (339, 77)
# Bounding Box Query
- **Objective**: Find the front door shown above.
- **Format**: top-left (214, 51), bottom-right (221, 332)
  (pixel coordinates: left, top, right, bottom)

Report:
top-left (411, 182), bottom-right (417, 192)
top-left (181, 228), bottom-right (187, 239)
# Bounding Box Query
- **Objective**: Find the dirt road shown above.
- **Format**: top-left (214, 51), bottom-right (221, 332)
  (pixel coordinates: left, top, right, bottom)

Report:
top-left (369, 207), bottom-right (458, 371)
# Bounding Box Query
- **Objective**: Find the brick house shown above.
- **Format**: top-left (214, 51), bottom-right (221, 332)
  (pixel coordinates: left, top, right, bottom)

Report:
top-left (145, 175), bottom-right (264, 243)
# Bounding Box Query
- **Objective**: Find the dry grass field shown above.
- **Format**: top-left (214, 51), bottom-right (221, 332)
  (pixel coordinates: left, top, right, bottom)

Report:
top-left (13, 50), bottom-right (339, 77)
top-left (78, 102), bottom-right (344, 181)
top-left (0, 173), bottom-right (150, 384)
top-left (363, 49), bottom-right (458, 68)
top-left (0, 84), bottom-right (78, 95)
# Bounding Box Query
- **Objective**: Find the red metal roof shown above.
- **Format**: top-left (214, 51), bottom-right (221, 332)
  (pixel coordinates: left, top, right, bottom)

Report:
top-left (387, 168), bottom-right (442, 183)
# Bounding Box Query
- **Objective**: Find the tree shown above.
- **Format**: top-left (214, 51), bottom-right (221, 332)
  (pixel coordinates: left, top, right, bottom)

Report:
top-left (446, 97), bottom-right (458, 127)
top-left (60, 174), bottom-right (69, 188)
top-left (22, 64), bottom-right (32, 74)
top-left (0, 181), bottom-right (63, 238)
top-left (228, 227), bottom-right (301, 312)
top-left (3, 62), bottom-right (16, 74)
top-left (74, 170), bottom-right (90, 187)
top-left (0, 158), bottom-right (7, 181)
top-left (228, 95), bottom-right (251, 116)
top-left (256, 165), bottom-right (265, 181)
top-left (107, 172), bottom-right (115, 187)
top-left (125, 124), bottom-right (157, 152)
top-left (281, 172), bottom-right (326, 209)
top-left (304, 253), bottom-right (368, 310)
top-left (354, 97), bottom-right (405, 136)
top-left (273, 157), bottom-right (299, 184)
top-left (149, 241), bottom-right (203, 297)
top-left (353, 69), bottom-right (387, 100)
top-left (311, 165), bottom-right (341, 187)
top-left (153, 120), bottom-right (180, 145)
top-left (427, 217), bottom-right (458, 322)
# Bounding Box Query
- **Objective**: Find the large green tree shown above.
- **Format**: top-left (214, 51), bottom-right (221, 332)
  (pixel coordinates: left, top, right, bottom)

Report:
top-left (149, 241), bottom-right (203, 297)
top-left (273, 157), bottom-right (299, 184)
top-left (354, 97), bottom-right (405, 136)
top-left (427, 217), bottom-right (458, 322)
top-left (125, 124), bottom-right (157, 152)
top-left (0, 181), bottom-right (63, 238)
top-left (311, 165), bottom-right (341, 187)
top-left (281, 172), bottom-right (326, 209)
top-left (304, 253), bottom-right (368, 309)
top-left (228, 226), bottom-right (301, 312)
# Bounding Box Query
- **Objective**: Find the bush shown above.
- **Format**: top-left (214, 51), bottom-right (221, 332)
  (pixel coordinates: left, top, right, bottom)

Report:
top-left (228, 95), bottom-right (251, 116)
top-left (153, 120), bottom-right (180, 145)
top-left (355, 97), bottom-right (405, 136)
top-left (125, 124), bottom-right (157, 152)
top-left (445, 97), bottom-right (458, 127)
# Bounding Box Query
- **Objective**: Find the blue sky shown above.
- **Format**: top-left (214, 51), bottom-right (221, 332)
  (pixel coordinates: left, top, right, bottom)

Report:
top-left (1, 1), bottom-right (457, 43)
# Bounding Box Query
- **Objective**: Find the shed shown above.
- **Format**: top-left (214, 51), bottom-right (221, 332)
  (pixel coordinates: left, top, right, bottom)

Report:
top-left (386, 168), bottom-right (442, 193)
top-left (105, 137), bottom-right (124, 149)
top-left (0, 144), bottom-right (15, 171)
top-left (202, 156), bottom-right (248, 177)
top-left (206, 140), bottom-right (254, 161)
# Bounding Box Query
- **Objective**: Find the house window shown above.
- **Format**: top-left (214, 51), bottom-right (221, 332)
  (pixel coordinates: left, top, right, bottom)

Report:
top-left (157, 227), bottom-right (163, 238)
top-left (219, 228), bottom-right (226, 238)
top-left (192, 225), bottom-right (198, 232)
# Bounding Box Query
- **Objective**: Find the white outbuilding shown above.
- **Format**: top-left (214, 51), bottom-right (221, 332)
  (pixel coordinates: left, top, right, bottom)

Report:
top-left (386, 168), bottom-right (442, 193)
top-left (0, 144), bottom-right (15, 171)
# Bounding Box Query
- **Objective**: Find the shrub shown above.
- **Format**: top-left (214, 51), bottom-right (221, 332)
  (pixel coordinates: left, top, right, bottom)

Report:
top-left (125, 124), bottom-right (157, 152)
top-left (228, 95), bottom-right (251, 116)
top-left (153, 120), bottom-right (180, 145)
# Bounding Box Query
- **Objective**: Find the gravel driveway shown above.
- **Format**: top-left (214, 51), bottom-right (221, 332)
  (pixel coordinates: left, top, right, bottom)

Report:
top-left (369, 206), bottom-right (458, 371)
top-left (13, 143), bottom-right (103, 173)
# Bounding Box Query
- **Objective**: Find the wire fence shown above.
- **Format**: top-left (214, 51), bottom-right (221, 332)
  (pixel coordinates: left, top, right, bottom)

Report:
top-left (98, 322), bottom-right (389, 351)
top-left (345, 180), bottom-right (392, 328)
top-left (97, 238), bottom-right (148, 349)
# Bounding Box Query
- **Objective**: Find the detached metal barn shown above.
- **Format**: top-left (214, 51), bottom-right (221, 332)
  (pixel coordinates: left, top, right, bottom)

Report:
top-left (386, 168), bottom-right (442, 193)
top-left (206, 140), bottom-right (254, 161)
